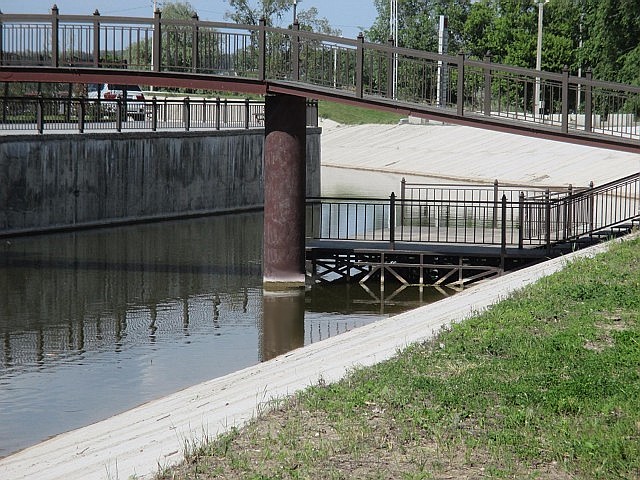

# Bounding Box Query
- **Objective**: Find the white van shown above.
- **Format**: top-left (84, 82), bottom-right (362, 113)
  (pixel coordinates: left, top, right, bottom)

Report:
top-left (88, 84), bottom-right (146, 120)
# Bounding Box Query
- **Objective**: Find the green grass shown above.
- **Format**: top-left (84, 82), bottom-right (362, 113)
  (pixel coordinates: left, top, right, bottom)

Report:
top-left (159, 235), bottom-right (640, 479)
top-left (318, 100), bottom-right (404, 125)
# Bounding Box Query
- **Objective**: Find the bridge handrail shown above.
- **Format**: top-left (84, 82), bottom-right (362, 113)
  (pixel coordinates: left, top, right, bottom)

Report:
top-left (1, 8), bottom-right (639, 150)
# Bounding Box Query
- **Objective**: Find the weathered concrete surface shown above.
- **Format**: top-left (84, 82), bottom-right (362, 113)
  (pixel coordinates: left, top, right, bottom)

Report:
top-left (321, 120), bottom-right (640, 186)
top-left (0, 129), bottom-right (321, 235)
top-left (1, 232), bottom-right (635, 480)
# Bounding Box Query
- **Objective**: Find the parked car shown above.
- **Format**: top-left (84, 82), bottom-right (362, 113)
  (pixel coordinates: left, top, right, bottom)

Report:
top-left (87, 84), bottom-right (146, 120)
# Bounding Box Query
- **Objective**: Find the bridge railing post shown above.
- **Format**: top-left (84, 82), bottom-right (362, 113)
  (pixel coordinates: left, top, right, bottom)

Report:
top-left (291, 21), bottom-right (300, 81)
top-left (387, 37), bottom-right (395, 99)
top-left (244, 98), bottom-right (250, 129)
top-left (78, 98), bottom-right (85, 133)
top-left (492, 178), bottom-right (499, 229)
top-left (258, 18), bottom-right (266, 81)
top-left (518, 191), bottom-right (525, 249)
top-left (456, 51), bottom-right (465, 117)
top-left (483, 51), bottom-right (492, 116)
top-left (584, 69), bottom-right (593, 133)
top-left (92, 10), bottom-right (100, 67)
top-left (51, 5), bottom-right (59, 68)
top-left (215, 97), bottom-right (221, 130)
top-left (153, 8), bottom-right (162, 73)
top-left (0, 11), bottom-right (4, 66)
top-left (561, 65), bottom-right (569, 134)
top-left (356, 33), bottom-right (364, 99)
top-left (191, 13), bottom-right (199, 73)
top-left (36, 97), bottom-right (44, 134)
top-left (183, 97), bottom-right (190, 131)
top-left (545, 188), bottom-right (551, 255)
top-left (400, 177), bottom-right (406, 227)
top-left (389, 192), bottom-right (396, 249)
top-left (500, 194), bottom-right (507, 271)
top-left (151, 96), bottom-right (158, 131)
top-left (116, 99), bottom-right (122, 132)
top-left (566, 184), bottom-right (573, 238)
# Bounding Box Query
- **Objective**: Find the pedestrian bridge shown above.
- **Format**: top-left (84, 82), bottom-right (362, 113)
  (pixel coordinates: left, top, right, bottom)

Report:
top-left (1, 6), bottom-right (639, 153)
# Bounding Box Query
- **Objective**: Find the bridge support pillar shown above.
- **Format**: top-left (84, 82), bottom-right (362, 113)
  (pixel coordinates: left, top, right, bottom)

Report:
top-left (263, 94), bottom-right (307, 287)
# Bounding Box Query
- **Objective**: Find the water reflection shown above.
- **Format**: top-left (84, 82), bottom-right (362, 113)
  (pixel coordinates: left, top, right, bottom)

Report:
top-left (0, 211), bottom-right (451, 458)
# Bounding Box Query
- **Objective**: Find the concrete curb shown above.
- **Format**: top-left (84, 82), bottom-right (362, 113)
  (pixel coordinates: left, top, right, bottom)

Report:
top-left (1, 233), bottom-right (636, 480)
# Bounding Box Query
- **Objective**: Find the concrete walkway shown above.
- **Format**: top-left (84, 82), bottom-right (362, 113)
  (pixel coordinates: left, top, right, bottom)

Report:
top-left (1, 122), bottom-right (638, 480)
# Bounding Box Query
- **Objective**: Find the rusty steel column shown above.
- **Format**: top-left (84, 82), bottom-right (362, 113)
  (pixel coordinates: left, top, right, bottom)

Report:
top-left (263, 93), bottom-right (306, 287)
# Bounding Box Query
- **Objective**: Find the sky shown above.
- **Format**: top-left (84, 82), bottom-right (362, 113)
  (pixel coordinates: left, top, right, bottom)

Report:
top-left (0, 0), bottom-right (379, 39)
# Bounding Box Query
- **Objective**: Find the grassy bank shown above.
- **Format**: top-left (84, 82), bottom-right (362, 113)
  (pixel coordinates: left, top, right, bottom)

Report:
top-left (159, 236), bottom-right (640, 479)
top-left (318, 101), bottom-right (404, 125)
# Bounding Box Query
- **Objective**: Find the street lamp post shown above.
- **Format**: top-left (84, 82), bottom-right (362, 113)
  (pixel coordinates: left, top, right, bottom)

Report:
top-left (389, 0), bottom-right (398, 99)
top-left (534, 0), bottom-right (549, 119)
top-left (292, 0), bottom-right (299, 25)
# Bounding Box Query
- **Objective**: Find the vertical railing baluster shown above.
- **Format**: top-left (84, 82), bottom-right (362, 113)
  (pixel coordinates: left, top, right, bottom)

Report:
top-left (92, 9), bottom-right (100, 67)
top-left (258, 18), bottom-right (266, 81)
top-left (456, 51), bottom-right (465, 117)
top-left (153, 8), bottom-right (161, 72)
top-left (584, 69), bottom-right (593, 133)
top-left (51, 5), bottom-right (59, 68)
top-left (561, 65), bottom-right (569, 134)
top-left (356, 33), bottom-right (364, 98)
top-left (483, 51), bottom-right (492, 116)
top-left (390, 193), bottom-right (396, 249)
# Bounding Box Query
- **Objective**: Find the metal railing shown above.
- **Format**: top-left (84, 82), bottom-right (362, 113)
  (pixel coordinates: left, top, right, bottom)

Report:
top-left (1, 8), bottom-right (639, 147)
top-left (0, 96), bottom-right (319, 133)
top-left (307, 174), bottom-right (640, 252)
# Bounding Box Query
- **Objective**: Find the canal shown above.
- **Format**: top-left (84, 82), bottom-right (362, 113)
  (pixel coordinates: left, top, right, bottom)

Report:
top-left (0, 168), bottom-right (453, 458)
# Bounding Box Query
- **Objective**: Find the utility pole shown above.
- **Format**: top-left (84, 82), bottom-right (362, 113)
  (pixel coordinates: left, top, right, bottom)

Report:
top-left (389, 0), bottom-right (398, 99)
top-left (534, 0), bottom-right (549, 119)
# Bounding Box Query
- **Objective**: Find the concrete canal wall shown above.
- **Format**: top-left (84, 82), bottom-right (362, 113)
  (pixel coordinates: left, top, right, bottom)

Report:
top-left (0, 128), bottom-right (322, 235)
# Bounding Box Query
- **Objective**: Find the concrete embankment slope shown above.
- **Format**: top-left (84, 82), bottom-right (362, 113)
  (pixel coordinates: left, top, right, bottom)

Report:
top-left (1, 232), bottom-right (636, 480)
top-left (321, 120), bottom-right (640, 186)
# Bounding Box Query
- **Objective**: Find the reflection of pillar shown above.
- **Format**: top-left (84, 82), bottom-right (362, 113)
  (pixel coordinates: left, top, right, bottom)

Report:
top-left (261, 289), bottom-right (305, 361)
top-left (263, 94), bottom-right (306, 287)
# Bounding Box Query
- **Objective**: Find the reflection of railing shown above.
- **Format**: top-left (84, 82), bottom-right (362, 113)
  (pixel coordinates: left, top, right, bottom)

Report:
top-left (1, 8), bottom-right (639, 147)
top-left (0, 96), bottom-right (318, 133)
top-left (307, 173), bottom-right (640, 251)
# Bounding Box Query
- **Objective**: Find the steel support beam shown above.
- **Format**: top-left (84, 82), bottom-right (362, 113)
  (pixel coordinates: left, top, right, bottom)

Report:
top-left (263, 94), bottom-right (307, 287)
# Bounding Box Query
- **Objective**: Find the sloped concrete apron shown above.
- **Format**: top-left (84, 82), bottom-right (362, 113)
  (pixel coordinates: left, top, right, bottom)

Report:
top-left (1, 233), bottom-right (636, 480)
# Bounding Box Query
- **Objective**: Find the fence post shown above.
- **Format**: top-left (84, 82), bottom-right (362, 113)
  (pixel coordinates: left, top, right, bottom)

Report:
top-left (588, 180), bottom-right (595, 235)
top-left (500, 194), bottom-right (507, 271)
top-left (92, 9), bottom-right (100, 67)
top-left (153, 8), bottom-right (162, 73)
top-left (561, 65), bottom-right (569, 134)
top-left (37, 97), bottom-right (44, 134)
top-left (483, 51), bottom-right (492, 116)
top-left (258, 17), bottom-right (266, 81)
top-left (356, 33), bottom-right (364, 99)
top-left (244, 98), bottom-right (250, 129)
top-left (545, 188), bottom-right (551, 255)
top-left (151, 96), bottom-right (158, 131)
top-left (51, 5), bottom-right (59, 68)
top-left (566, 184), bottom-right (573, 238)
top-left (584, 69), bottom-right (593, 133)
top-left (78, 98), bottom-right (85, 133)
top-left (292, 21), bottom-right (300, 81)
top-left (183, 97), bottom-right (190, 131)
top-left (116, 99), bottom-right (122, 132)
top-left (492, 179), bottom-right (499, 229)
top-left (389, 192), bottom-right (396, 249)
top-left (518, 191), bottom-right (524, 249)
top-left (400, 177), bottom-right (406, 226)
top-left (456, 51), bottom-right (465, 117)
top-left (191, 13), bottom-right (199, 73)
top-left (215, 97), bottom-right (221, 130)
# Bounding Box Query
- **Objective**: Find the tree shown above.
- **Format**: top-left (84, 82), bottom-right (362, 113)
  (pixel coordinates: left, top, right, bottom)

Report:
top-left (224, 0), bottom-right (291, 27)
